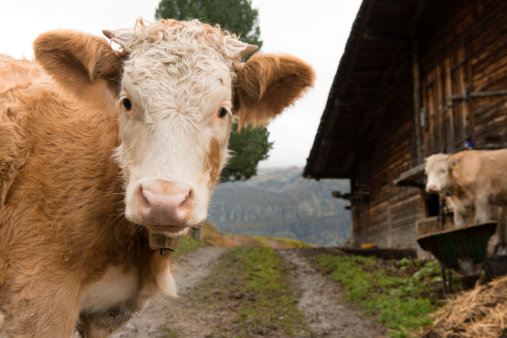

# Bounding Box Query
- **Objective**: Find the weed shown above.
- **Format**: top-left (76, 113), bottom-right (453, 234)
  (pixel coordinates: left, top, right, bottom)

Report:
top-left (316, 254), bottom-right (442, 338)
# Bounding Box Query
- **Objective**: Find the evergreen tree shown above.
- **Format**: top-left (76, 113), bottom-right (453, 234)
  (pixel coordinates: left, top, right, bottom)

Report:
top-left (155, 0), bottom-right (272, 182)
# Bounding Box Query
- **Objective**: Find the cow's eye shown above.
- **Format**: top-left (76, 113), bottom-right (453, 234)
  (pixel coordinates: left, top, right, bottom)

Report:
top-left (218, 107), bottom-right (228, 119)
top-left (122, 98), bottom-right (132, 111)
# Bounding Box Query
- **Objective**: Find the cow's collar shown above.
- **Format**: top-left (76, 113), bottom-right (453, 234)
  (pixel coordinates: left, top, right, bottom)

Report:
top-left (148, 231), bottom-right (180, 256)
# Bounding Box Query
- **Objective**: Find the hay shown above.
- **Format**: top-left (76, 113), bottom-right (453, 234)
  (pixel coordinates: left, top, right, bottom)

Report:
top-left (423, 275), bottom-right (507, 337)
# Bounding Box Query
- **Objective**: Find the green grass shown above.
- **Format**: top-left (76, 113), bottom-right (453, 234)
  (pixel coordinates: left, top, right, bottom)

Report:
top-left (251, 235), bottom-right (270, 247)
top-left (172, 235), bottom-right (204, 257)
top-left (271, 237), bottom-right (313, 248)
top-left (316, 254), bottom-right (442, 338)
top-left (231, 247), bottom-right (311, 336)
top-left (201, 247), bottom-right (312, 336)
top-left (251, 235), bottom-right (312, 248)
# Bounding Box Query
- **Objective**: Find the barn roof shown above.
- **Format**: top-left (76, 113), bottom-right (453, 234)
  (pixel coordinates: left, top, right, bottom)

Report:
top-left (303, 0), bottom-right (424, 179)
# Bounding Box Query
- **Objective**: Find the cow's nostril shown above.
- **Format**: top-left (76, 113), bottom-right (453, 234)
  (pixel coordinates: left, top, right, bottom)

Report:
top-left (137, 186), bottom-right (150, 209)
top-left (136, 180), bottom-right (193, 226)
top-left (178, 189), bottom-right (193, 209)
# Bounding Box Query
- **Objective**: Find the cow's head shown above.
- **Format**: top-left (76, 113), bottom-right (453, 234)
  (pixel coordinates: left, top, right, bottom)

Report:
top-left (424, 153), bottom-right (452, 194)
top-left (34, 19), bottom-right (314, 237)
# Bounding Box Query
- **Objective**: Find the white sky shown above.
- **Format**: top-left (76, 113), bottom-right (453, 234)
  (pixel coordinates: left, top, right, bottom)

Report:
top-left (0, 0), bottom-right (361, 169)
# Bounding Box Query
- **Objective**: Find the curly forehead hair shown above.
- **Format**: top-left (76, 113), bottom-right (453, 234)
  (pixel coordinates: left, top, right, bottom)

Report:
top-left (106, 18), bottom-right (249, 64)
top-left (134, 18), bottom-right (234, 43)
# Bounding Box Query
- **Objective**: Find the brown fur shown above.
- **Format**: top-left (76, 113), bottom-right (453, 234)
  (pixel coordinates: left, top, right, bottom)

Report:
top-left (448, 149), bottom-right (507, 204)
top-left (206, 137), bottom-right (221, 187)
top-left (0, 22), bottom-right (314, 337)
top-left (0, 33), bottom-right (167, 337)
top-left (448, 149), bottom-right (507, 225)
top-left (234, 53), bottom-right (315, 128)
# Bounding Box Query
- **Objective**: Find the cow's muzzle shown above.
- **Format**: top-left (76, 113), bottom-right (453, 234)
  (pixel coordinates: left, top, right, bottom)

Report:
top-left (426, 184), bottom-right (438, 193)
top-left (136, 180), bottom-right (193, 228)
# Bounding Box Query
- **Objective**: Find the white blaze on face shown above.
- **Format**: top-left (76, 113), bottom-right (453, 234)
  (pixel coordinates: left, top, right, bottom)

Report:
top-left (425, 153), bottom-right (452, 194)
top-left (111, 21), bottom-right (242, 234)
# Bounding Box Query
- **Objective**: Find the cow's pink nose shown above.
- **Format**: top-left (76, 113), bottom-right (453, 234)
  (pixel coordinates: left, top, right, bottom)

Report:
top-left (137, 180), bottom-right (193, 226)
top-left (426, 184), bottom-right (437, 193)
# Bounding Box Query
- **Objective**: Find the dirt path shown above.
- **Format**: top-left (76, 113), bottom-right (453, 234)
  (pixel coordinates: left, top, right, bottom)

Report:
top-left (112, 247), bottom-right (228, 338)
top-left (278, 249), bottom-right (386, 337)
top-left (112, 246), bottom-right (385, 337)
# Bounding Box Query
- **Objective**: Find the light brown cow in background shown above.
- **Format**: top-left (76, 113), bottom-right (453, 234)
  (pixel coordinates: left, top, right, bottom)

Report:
top-left (425, 149), bottom-right (507, 227)
top-left (0, 19), bottom-right (314, 337)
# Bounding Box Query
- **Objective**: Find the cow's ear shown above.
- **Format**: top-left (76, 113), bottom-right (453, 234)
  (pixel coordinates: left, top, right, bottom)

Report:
top-left (449, 157), bottom-right (461, 170)
top-left (34, 30), bottom-right (123, 97)
top-left (234, 54), bottom-right (315, 128)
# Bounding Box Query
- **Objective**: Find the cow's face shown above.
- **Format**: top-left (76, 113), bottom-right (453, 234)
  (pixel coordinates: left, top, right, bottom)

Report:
top-left (114, 48), bottom-right (234, 236)
top-left (105, 20), bottom-right (315, 236)
top-left (425, 153), bottom-right (452, 194)
top-left (34, 20), bottom-right (314, 237)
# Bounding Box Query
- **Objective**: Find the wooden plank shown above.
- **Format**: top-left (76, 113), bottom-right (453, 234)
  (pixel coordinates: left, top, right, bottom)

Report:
top-left (465, 41), bottom-right (475, 144)
top-left (444, 57), bottom-right (456, 152)
top-left (411, 30), bottom-right (423, 164)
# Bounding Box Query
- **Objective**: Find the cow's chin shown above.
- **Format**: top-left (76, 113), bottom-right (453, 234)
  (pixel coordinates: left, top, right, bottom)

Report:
top-left (145, 224), bottom-right (190, 238)
top-left (123, 211), bottom-right (190, 237)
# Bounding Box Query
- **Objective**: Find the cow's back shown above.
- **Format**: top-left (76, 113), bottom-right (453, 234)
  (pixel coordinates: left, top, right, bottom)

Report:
top-left (450, 149), bottom-right (507, 204)
top-left (0, 56), bottom-right (39, 209)
top-left (482, 149), bottom-right (507, 204)
top-left (0, 55), bottom-right (44, 93)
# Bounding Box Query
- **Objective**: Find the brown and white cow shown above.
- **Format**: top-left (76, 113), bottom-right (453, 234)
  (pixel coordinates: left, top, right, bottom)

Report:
top-left (425, 149), bottom-right (507, 227)
top-left (0, 19), bottom-right (314, 337)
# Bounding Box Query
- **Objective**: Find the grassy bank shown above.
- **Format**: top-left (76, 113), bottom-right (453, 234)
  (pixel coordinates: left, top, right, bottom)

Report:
top-left (172, 235), bottom-right (205, 257)
top-left (316, 253), bottom-right (444, 337)
top-left (172, 222), bottom-right (311, 257)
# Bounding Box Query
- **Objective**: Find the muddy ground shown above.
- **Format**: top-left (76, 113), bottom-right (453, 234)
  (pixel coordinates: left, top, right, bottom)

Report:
top-left (113, 246), bottom-right (386, 338)
top-left (279, 249), bottom-right (385, 337)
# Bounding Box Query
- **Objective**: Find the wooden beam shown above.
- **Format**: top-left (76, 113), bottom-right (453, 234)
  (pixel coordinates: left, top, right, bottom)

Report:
top-left (341, 0), bottom-right (377, 85)
top-left (357, 45), bottom-right (405, 139)
top-left (393, 163), bottom-right (425, 186)
top-left (363, 31), bottom-right (410, 42)
top-left (321, 138), bottom-right (365, 150)
top-left (444, 57), bottom-right (455, 153)
top-left (411, 30), bottom-right (423, 164)
top-left (409, 0), bottom-right (430, 161)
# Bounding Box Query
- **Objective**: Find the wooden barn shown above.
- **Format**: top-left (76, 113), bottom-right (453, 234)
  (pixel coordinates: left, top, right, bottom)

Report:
top-left (303, 0), bottom-right (507, 251)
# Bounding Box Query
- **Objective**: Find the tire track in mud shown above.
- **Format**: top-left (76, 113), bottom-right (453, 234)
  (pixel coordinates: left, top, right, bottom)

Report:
top-left (277, 249), bottom-right (386, 337)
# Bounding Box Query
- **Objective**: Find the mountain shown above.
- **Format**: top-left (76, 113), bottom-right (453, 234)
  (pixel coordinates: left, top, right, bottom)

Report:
top-left (208, 167), bottom-right (351, 246)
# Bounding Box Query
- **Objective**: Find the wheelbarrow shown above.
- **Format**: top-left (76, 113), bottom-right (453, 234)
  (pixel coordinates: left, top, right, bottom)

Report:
top-left (417, 222), bottom-right (497, 292)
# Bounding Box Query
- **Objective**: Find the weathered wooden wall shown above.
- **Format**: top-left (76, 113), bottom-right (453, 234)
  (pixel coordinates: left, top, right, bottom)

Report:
top-left (419, 0), bottom-right (507, 155)
top-left (350, 0), bottom-right (506, 249)
top-left (351, 57), bottom-right (424, 249)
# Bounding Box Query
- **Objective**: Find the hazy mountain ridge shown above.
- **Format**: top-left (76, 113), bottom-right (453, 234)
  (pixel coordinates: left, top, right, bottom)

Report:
top-left (208, 167), bottom-right (351, 246)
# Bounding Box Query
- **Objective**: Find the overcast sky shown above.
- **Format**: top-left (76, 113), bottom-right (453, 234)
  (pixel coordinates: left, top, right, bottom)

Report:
top-left (0, 0), bottom-right (361, 169)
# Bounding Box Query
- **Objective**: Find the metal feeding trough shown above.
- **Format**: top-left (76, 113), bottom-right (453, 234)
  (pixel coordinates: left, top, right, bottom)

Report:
top-left (417, 222), bottom-right (497, 275)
